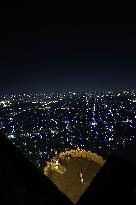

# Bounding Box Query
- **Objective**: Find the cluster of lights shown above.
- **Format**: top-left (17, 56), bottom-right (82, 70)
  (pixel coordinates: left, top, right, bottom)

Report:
top-left (0, 91), bottom-right (136, 170)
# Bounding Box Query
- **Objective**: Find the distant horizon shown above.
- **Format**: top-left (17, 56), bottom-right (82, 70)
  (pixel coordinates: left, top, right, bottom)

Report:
top-left (1, 12), bottom-right (136, 97)
top-left (0, 89), bottom-right (136, 96)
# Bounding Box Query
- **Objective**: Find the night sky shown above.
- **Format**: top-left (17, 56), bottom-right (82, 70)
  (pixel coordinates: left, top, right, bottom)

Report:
top-left (0, 8), bottom-right (136, 94)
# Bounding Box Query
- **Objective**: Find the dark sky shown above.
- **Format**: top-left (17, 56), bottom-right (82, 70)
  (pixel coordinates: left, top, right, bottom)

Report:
top-left (0, 8), bottom-right (136, 94)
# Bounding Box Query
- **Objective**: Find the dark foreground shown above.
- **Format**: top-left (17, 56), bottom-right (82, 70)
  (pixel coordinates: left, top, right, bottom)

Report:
top-left (0, 133), bottom-right (136, 204)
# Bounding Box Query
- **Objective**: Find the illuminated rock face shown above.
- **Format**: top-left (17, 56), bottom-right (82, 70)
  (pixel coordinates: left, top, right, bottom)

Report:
top-left (44, 159), bottom-right (66, 175)
top-left (44, 149), bottom-right (105, 204)
top-left (58, 149), bottom-right (105, 166)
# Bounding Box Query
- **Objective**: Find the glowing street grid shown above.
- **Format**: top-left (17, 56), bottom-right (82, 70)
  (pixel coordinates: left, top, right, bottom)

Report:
top-left (0, 91), bottom-right (136, 171)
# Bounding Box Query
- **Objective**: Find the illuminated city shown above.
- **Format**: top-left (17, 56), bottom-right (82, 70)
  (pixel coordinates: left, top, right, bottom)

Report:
top-left (0, 91), bottom-right (136, 172)
top-left (0, 8), bottom-right (136, 204)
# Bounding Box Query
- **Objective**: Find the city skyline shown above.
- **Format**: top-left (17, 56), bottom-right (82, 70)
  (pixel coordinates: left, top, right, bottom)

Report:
top-left (0, 91), bottom-right (136, 169)
top-left (0, 8), bottom-right (136, 203)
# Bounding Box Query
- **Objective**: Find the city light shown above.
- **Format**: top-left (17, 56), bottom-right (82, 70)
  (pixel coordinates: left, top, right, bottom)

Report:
top-left (0, 91), bottom-right (135, 170)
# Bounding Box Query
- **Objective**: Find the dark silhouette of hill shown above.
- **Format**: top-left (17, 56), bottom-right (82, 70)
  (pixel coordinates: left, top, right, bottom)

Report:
top-left (77, 152), bottom-right (136, 204)
top-left (0, 132), bottom-right (136, 204)
top-left (0, 133), bottom-right (73, 205)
